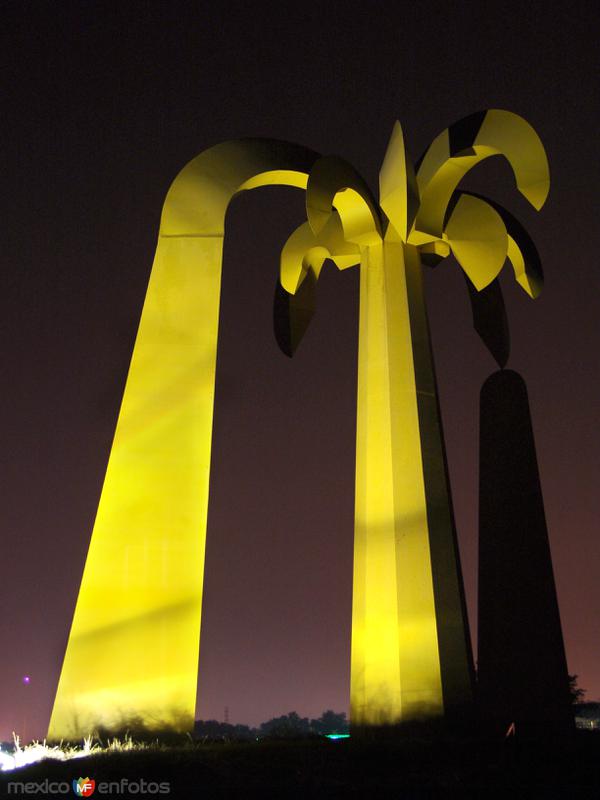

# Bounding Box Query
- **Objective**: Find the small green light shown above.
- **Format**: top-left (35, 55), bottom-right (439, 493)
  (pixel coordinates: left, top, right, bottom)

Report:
top-left (325, 734), bottom-right (350, 740)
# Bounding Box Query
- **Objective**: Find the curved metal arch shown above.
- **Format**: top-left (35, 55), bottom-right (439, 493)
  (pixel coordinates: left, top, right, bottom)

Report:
top-left (48, 139), bottom-right (319, 739)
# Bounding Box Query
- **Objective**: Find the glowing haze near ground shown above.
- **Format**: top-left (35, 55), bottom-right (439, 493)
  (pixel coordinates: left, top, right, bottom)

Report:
top-left (1, 2), bottom-right (599, 739)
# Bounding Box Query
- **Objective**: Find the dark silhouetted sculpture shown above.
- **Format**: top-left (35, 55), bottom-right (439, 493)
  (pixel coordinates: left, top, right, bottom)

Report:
top-left (478, 369), bottom-right (573, 736)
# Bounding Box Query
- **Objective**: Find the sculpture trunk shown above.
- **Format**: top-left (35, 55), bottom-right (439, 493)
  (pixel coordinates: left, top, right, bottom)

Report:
top-left (478, 369), bottom-right (572, 736)
top-left (350, 238), bottom-right (474, 725)
top-left (48, 235), bottom-right (223, 738)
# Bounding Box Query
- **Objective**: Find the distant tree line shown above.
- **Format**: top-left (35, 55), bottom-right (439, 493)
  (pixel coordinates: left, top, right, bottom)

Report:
top-left (568, 674), bottom-right (586, 706)
top-left (195, 676), bottom-right (588, 740)
top-left (194, 709), bottom-right (348, 740)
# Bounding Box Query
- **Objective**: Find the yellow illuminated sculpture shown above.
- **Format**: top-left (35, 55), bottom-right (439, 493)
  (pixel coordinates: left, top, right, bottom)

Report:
top-left (49, 112), bottom-right (549, 738)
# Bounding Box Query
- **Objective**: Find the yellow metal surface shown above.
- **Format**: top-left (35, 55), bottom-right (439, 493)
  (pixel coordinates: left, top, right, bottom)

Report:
top-left (48, 140), bottom-right (317, 739)
top-left (352, 239), bottom-right (443, 723)
top-left (443, 193), bottom-right (507, 290)
top-left (413, 110), bottom-right (549, 241)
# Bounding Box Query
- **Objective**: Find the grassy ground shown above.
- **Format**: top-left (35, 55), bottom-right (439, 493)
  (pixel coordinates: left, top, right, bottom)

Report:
top-left (1, 730), bottom-right (598, 798)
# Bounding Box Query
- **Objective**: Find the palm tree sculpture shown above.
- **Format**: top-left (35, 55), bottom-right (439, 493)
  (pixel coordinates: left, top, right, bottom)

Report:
top-left (49, 113), bottom-right (549, 738)
top-left (275, 110), bottom-right (549, 725)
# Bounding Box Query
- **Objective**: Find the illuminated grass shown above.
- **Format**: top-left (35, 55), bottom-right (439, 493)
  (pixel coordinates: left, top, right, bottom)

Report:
top-left (0, 733), bottom-right (162, 772)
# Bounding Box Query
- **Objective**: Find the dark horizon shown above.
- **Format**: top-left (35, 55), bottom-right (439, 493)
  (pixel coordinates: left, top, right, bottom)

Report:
top-left (2, 1), bottom-right (599, 739)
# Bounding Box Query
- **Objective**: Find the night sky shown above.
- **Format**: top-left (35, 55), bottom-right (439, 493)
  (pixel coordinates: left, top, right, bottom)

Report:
top-left (2, 1), bottom-right (599, 740)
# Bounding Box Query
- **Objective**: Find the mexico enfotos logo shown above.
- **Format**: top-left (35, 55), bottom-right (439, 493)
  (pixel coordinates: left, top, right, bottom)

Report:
top-left (7, 776), bottom-right (170, 795)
